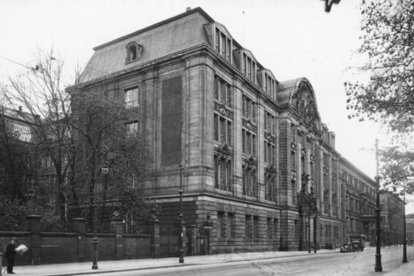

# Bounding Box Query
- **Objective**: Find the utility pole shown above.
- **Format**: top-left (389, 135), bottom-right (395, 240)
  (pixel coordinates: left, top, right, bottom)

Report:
top-left (375, 139), bottom-right (382, 272)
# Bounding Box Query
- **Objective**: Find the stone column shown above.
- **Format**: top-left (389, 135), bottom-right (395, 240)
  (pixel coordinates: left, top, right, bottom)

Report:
top-left (26, 215), bottom-right (41, 265)
top-left (72, 218), bottom-right (87, 262)
top-left (110, 218), bottom-right (124, 260)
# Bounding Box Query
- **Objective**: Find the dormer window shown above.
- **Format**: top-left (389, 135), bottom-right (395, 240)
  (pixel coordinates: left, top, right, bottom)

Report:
top-left (242, 52), bottom-right (256, 84)
top-left (214, 27), bottom-right (232, 62)
top-left (125, 42), bottom-right (143, 63)
top-left (263, 71), bottom-right (277, 100)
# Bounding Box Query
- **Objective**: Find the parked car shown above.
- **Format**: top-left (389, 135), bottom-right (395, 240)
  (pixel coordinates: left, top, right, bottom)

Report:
top-left (340, 234), bottom-right (366, 253)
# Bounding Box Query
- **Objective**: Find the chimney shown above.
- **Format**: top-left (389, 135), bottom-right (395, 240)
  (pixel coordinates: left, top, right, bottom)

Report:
top-left (186, 7), bottom-right (191, 11)
top-left (18, 106), bottom-right (22, 112)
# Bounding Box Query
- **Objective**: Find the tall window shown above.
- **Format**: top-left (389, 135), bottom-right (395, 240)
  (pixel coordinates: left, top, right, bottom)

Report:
top-left (125, 87), bottom-right (139, 108)
top-left (242, 53), bottom-right (256, 83)
top-left (214, 77), bottom-right (232, 107)
top-left (273, 219), bottom-right (278, 240)
top-left (214, 156), bottom-right (232, 191)
top-left (242, 129), bottom-right (256, 156)
top-left (242, 95), bottom-right (256, 122)
top-left (228, 213), bottom-right (235, 239)
top-left (267, 218), bottom-right (273, 239)
top-left (253, 216), bottom-right (260, 240)
top-left (265, 173), bottom-right (276, 201)
top-left (245, 215), bottom-right (252, 240)
top-left (243, 166), bottom-right (257, 197)
top-left (217, 212), bottom-right (226, 238)
top-left (214, 114), bottom-right (232, 145)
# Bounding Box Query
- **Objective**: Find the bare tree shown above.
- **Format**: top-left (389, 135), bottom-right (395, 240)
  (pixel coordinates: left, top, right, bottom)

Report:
top-left (2, 49), bottom-right (154, 231)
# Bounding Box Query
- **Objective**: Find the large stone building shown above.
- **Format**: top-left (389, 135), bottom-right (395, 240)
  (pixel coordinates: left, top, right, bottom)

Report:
top-left (78, 7), bottom-right (380, 253)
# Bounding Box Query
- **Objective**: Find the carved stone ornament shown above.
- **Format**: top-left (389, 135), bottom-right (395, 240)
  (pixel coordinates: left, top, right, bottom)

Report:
top-left (242, 118), bottom-right (257, 132)
top-left (218, 143), bottom-right (232, 156)
top-left (291, 83), bottom-right (319, 128)
top-left (214, 102), bottom-right (233, 119)
top-left (291, 142), bottom-right (297, 151)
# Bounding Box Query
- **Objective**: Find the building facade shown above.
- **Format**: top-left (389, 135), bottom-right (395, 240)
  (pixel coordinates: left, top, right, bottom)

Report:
top-left (78, 8), bottom-right (382, 253)
top-left (380, 191), bottom-right (405, 246)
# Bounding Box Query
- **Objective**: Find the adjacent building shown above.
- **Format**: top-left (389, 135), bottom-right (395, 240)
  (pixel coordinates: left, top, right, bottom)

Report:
top-left (77, 7), bottom-right (395, 254)
top-left (380, 191), bottom-right (405, 246)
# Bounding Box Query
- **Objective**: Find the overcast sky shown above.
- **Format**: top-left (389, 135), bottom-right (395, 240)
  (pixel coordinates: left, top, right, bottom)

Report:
top-left (2, 0), bottom-right (408, 209)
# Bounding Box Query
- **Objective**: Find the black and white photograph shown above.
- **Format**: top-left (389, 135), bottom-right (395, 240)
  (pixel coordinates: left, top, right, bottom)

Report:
top-left (1, 0), bottom-right (414, 275)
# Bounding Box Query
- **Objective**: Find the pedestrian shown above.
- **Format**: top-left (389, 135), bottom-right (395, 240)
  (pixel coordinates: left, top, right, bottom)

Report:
top-left (4, 237), bottom-right (18, 274)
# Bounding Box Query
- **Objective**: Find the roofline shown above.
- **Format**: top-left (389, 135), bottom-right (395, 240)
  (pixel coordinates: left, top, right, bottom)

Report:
top-left (93, 7), bottom-right (214, 51)
top-left (339, 156), bottom-right (376, 184)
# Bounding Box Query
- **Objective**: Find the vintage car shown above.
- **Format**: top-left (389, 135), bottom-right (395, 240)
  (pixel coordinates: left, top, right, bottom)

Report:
top-left (340, 234), bottom-right (366, 253)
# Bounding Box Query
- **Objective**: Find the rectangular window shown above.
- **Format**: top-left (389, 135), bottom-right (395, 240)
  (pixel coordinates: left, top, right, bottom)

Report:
top-left (126, 121), bottom-right (139, 135)
top-left (214, 156), bottom-right (219, 188)
top-left (243, 167), bottom-right (257, 197)
top-left (214, 157), bottom-right (232, 192)
top-left (215, 76), bottom-right (232, 107)
top-left (226, 38), bottom-right (231, 61)
top-left (214, 114), bottom-right (232, 146)
top-left (267, 218), bottom-right (273, 239)
top-left (228, 213), bottom-right (235, 238)
top-left (274, 219), bottom-right (278, 240)
top-left (221, 33), bottom-right (226, 57)
top-left (245, 215), bottom-right (252, 240)
top-left (215, 28), bottom-right (220, 52)
top-left (125, 87), bottom-right (139, 108)
top-left (217, 212), bottom-right (226, 238)
top-left (253, 216), bottom-right (259, 239)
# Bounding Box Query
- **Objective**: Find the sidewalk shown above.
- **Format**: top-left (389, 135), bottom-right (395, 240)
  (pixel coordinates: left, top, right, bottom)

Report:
top-left (11, 249), bottom-right (335, 276)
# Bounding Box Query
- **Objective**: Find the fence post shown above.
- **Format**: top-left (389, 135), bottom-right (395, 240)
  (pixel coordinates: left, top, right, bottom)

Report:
top-left (72, 218), bottom-right (87, 262)
top-left (110, 217), bottom-right (124, 260)
top-left (26, 215), bottom-right (41, 265)
top-left (150, 217), bottom-right (160, 258)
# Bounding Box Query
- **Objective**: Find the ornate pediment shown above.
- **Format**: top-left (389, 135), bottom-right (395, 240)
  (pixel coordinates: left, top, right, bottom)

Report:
top-left (291, 83), bottom-right (320, 128)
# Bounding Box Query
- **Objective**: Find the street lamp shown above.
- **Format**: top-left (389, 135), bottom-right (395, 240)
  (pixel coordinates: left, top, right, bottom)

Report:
top-left (402, 185), bottom-right (407, 263)
top-left (374, 139), bottom-right (382, 272)
top-left (374, 176), bottom-right (382, 272)
top-left (178, 164), bottom-right (185, 263)
top-left (91, 177), bottom-right (99, 270)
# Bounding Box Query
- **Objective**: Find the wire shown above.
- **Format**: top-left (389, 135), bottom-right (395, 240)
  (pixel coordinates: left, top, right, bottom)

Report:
top-left (0, 55), bottom-right (35, 71)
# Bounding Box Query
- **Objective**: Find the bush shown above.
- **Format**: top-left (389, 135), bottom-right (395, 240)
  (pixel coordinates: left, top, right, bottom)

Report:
top-left (0, 196), bottom-right (28, 231)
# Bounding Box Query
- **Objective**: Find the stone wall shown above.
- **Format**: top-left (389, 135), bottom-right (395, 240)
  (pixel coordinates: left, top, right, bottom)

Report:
top-left (0, 215), bottom-right (156, 265)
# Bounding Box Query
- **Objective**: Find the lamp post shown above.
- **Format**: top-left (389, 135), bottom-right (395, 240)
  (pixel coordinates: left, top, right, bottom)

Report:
top-left (178, 164), bottom-right (184, 263)
top-left (374, 139), bottom-right (382, 272)
top-left (403, 185), bottom-right (407, 263)
top-left (91, 176), bottom-right (99, 270)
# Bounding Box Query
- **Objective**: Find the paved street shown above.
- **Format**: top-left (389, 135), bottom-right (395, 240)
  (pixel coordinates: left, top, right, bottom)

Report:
top-left (12, 246), bottom-right (414, 276)
top-left (99, 247), bottom-right (414, 276)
